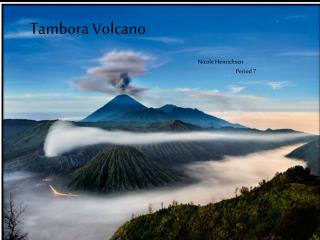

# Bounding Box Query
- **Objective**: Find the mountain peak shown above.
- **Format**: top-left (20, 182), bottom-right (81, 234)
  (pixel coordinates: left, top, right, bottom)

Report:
top-left (109, 94), bottom-right (142, 105)
top-left (81, 94), bottom-right (146, 122)
top-left (112, 94), bottom-right (134, 99)
top-left (158, 104), bottom-right (178, 113)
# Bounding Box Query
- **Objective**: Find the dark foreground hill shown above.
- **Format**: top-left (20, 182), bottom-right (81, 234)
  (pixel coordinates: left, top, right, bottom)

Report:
top-left (112, 166), bottom-right (320, 240)
top-left (68, 146), bottom-right (183, 193)
top-left (287, 139), bottom-right (320, 175)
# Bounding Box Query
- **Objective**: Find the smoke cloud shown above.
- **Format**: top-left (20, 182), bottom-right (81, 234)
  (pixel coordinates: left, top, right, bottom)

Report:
top-left (44, 121), bottom-right (309, 157)
top-left (74, 50), bottom-right (150, 96)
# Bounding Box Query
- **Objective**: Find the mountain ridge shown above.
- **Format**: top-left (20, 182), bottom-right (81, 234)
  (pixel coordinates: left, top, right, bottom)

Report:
top-left (81, 94), bottom-right (243, 128)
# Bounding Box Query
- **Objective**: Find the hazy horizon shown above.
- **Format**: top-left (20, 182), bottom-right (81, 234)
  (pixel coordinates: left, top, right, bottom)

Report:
top-left (4, 109), bottom-right (319, 135)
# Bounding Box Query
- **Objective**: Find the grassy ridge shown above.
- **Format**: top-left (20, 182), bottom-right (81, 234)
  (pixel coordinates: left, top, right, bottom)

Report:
top-left (4, 145), bottom-right (104, 174)
top-left (4, 121), bottom-right (54, 160)
top-left (112, 166), bottom-right (320, 240)
top-left (3, 119), bottom-right (37, 140)
top-left (287, 139), bottom-right (320, 175)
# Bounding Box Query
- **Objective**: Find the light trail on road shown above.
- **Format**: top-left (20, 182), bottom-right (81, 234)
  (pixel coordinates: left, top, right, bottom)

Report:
top-left (49, 185), bottom-right (79, 197)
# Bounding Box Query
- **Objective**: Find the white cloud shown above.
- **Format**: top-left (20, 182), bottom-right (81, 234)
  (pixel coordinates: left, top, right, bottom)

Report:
top-left (15, 18), bottom-right (38, 25)
top-left (266, 81), bottom-right (290, 90)
top-left (4, 31), bottom-right (62, 39)
top-left (44, 121), bottom-right (309, 157)
top-left (174, 87), bottom-right (199, 92)
top-left (168, 87), bottom-right (317, 112)
top-left (277, 50), bottom-right (319, 57)
top-left (5, 31), bottom-right (35, 39)
top-left (173, 88), bottom-right (267, 111)
top-left (229, 86), bottom-right (245, 93)
top-left (241, 80), bottom-right (291, 90)
top-left (284, 15), bottom-right (307, 21)
top-left (140, 36), bottom-right (184, 44)
top-left (172, 47), bottom-right (240, 55)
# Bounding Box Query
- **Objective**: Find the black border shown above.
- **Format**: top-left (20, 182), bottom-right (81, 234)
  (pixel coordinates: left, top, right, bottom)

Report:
top-left (1, 4), bottom-right (320, 240)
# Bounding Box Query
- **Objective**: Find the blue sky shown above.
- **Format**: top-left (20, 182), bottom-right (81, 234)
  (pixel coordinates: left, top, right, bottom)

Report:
top-left (3, 5), bottom-right (320, 119)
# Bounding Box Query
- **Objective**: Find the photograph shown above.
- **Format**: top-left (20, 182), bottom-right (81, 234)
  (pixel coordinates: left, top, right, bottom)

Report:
top-left (2, 4), bottom-right (320, 240)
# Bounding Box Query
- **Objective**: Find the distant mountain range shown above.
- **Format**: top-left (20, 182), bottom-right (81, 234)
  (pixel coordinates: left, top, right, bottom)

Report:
top-left (82, 94), bottom-right (243, 128)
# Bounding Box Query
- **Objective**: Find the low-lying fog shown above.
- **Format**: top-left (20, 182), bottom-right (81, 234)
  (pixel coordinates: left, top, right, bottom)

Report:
top-left (44, 121), bottom-right (309, 157)
top-left (4, 144), bottom-right (305, 240)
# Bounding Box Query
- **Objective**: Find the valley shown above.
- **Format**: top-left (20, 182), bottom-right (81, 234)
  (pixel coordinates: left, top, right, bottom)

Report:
top-left (3, 144), bottom-right (309, 240)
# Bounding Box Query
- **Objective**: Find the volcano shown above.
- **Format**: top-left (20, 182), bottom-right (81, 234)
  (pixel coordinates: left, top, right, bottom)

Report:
top-left (68, 146), bottom-right (183, 192)
top-left (82, 94), bottom-right (147, 122)
top-left (82, 94), bottom-right (243, 128)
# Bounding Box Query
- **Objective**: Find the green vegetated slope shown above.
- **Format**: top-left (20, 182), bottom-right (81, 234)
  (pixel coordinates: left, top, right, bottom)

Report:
top-left (137, 137), bottom-right (314, 166)
top-left (4, 145), bottom-right (104, 174)
top-left (287, 139), bottom-right (320, 175)
top-left (112, 166), bottom-right (320, 240)
top-left (147, 120), bottom-right (201, 132)
top-left (78, 119), bottom-right (201, 132)
top-left (3, 119), bottom-right (38, 141)
top-left (4, 120), bottom-right (54, 160)
top-left (69, 146), bottom-right (183, 192)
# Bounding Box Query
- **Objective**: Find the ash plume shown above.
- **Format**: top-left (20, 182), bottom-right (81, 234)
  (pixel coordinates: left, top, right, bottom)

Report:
top-left (74, 51), bottom-right (150, 96)
top-left (117, 73), bottom-right (130, 91)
